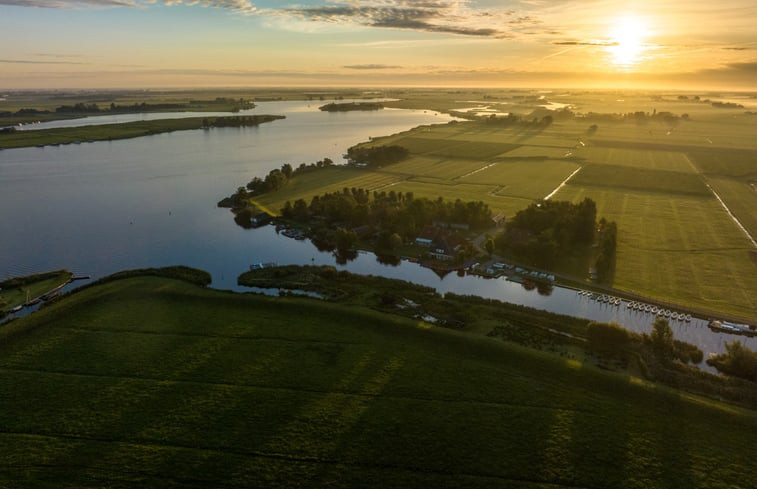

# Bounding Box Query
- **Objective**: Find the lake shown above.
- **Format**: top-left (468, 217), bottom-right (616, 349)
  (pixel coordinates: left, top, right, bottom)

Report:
top-left (1, 100), bottom-right (753, 360)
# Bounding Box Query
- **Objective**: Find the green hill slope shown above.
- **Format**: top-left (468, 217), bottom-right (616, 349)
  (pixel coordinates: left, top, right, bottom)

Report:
top-left (1, 275), bottom-right (755, 488)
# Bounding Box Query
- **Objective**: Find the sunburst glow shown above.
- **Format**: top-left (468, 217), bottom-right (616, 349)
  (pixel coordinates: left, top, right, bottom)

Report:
top-left (606, 15), bottom-right (649, 69)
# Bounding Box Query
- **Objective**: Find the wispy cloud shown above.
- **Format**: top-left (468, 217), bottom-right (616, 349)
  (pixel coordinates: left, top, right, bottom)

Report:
top-left (0, 0), bottom-right (257, 13)
top-left (159, 0), bottom-right (255, 14)
top-left (553, 40), bottom-right (617, 46)
top-left (0, 0), bottom-right (137, 7)
top-left (0, 58), bottom-right (87, 64)
top-left (343, 64), bottom-right (402, 70)
top-left (277, 1), bottom-right (534, 39)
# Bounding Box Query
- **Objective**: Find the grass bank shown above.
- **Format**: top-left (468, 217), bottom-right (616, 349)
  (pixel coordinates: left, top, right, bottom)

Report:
top-left (0, 270), bottom-right (72, 313)
top-left (1, 271), bottom-right (755, 488)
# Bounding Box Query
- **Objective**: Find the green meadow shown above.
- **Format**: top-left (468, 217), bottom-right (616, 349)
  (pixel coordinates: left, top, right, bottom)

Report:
top-left (0, 270), bottom-right (72, 312)
top-left (1, 274), bottom-right (755, 488)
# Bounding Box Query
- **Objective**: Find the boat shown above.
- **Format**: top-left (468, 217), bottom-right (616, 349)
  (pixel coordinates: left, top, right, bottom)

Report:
top-left (685, 314), bottom-right (692, 322)
top-left (708, 320), bottom-right (756, 336)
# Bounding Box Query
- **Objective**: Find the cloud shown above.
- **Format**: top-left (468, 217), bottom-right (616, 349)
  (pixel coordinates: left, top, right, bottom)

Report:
top-left (722, 47), bottom-right (749, 51)
top-left (160, 0), bottom-right (255, 14)
top-left (343, 64), bottom-right (402, 70)
top-left (553, 40), bottom-right (618, 46)
top-left (0, 0), bottom-right (256, 13)
top-left (280, 1), bottom-right (529, 39)
top-left (0, 58), bottom-right (87, 65)
top-left (720, 61), bottom-right (757, 72)
top-left (0, 0), bottom-right (136, 6)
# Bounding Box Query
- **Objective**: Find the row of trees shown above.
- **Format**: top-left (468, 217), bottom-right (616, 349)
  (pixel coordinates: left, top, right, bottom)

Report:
top-left (346, 145), bottom-right (409, 168)
top-left (587, 318), bottom-right (703, 366)
top-left (496, 198), bottom-right (599, 268)
top-left (319, 102), bottom-right (383, 112)
top-left (281, 188), bottom-right (492, 244)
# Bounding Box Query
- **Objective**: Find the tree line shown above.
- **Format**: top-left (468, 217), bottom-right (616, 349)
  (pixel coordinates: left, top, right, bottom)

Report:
top-left (281, 188), bottom-right (492, 253)
top-left (346, 145), bottom-right (409, 168)
top-left (496, 198), bottom-right (600, 269)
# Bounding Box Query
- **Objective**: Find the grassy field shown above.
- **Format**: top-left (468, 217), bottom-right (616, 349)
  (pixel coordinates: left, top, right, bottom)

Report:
top-left (704, 176), bottom-right (757, 239)
top-left (554, 186), bottom-right (757, 319)
top-left (0, 274), bottom-right (755, 488)
top-left (569, 164), bottom-right (710, 196)
top-left (0, 115), bottom-right (284, 149)
top-left (254, 121), bottom-right (583, 216)
top-left (0, 270), bottom-right (72, 312)
top-left (574, 147), bottom-right (697, 173)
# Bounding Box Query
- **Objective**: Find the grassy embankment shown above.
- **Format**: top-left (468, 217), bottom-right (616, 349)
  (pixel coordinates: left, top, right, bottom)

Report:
top-left (0, 270), bottom-right (755, 488)
top-left (0, 115), bottom-right (284, 149)
top-left (0, 270), bottom-right (72, 313)
top-left (248, 109), bottom-right (756, 321)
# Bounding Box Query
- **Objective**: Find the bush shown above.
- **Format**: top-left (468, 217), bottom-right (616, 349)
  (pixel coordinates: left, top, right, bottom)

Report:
top-left (707, 341), bottom-right (757, 382)
top-left (586, 321), bottom-right (630, 355)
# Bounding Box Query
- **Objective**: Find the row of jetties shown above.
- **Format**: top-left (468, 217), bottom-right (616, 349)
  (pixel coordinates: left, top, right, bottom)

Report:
top-left (577, 290), bottom-right (692, 322)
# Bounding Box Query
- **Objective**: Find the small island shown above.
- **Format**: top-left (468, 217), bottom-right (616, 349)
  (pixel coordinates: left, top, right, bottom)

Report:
top-left (0, 114), bottom-right (285, 149)
top-left (319, 102), bottom-right (384, 112)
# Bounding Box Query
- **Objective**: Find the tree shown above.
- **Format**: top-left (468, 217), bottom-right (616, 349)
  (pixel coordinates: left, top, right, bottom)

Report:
top-left (706, 341), bottom-right (757, 381)
top-left (334, 227), bottom-right (357, 251)
top-left (484, 236), bottom-right (495, 257)
top-left (388, 233), bottom-right (403, 252)
top-left (649, 318), bottom-right (674, 359)
top-left (586, 321), bottom-right (630, 356)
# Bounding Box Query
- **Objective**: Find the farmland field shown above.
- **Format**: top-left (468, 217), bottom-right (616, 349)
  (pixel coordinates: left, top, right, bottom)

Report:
top-left (459, 159), bottom-right (580, 199)
top-left (569, 164), bottom-right (710, 196)
top-left (704, 176), bottom-right (757, 240)
top-left (554, 185), bottom-right (757, 319)
top-left (243, 99), bottom-right (757, 321)
top-left (573, 147), bottom-right (697, 173)
top-left (1, 275), bottom-right (755, 488)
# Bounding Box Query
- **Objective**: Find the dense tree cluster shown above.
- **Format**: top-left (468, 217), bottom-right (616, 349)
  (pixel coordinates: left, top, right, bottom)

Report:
top-left (707, 341), bottom-right (757, 381)
top-left (245, 158), bottom-right (334, 196)
top-left (586, 321), bottom-right (631, 356)
top-left (496, 198), bottom-right (598, 268)
top-left (346, 145), bottom-right (409, 168)
top-left (207, 115), bottom-right (280, 128)
top-left (281, 188), bottom-right (492, 248)
top-left (319, 102), bottom-right (383, 112)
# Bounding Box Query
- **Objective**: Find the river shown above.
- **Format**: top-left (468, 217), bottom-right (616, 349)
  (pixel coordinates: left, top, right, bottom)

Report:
top-left (1, 100), bottom-right (753, 362)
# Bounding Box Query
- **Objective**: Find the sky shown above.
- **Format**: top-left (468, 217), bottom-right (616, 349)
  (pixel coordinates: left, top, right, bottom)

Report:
top-left (0, 0), bottom-right (755, 90)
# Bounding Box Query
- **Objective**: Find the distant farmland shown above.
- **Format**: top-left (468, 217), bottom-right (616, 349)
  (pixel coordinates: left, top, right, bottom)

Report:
top-left (252, 112), bottom-right (757, 321)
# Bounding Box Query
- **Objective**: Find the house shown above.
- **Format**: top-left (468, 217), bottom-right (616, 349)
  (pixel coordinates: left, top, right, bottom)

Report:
top-left (415, 225), bottom-right (438, 247)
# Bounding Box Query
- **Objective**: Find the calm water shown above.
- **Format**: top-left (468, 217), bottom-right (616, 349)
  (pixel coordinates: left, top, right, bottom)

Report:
top-left (1, 100), bottom-right (753, 361)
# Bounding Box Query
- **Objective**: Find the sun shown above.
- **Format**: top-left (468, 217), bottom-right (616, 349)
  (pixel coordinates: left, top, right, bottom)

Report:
top-left (606, 15), bottom-right (649, 68)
